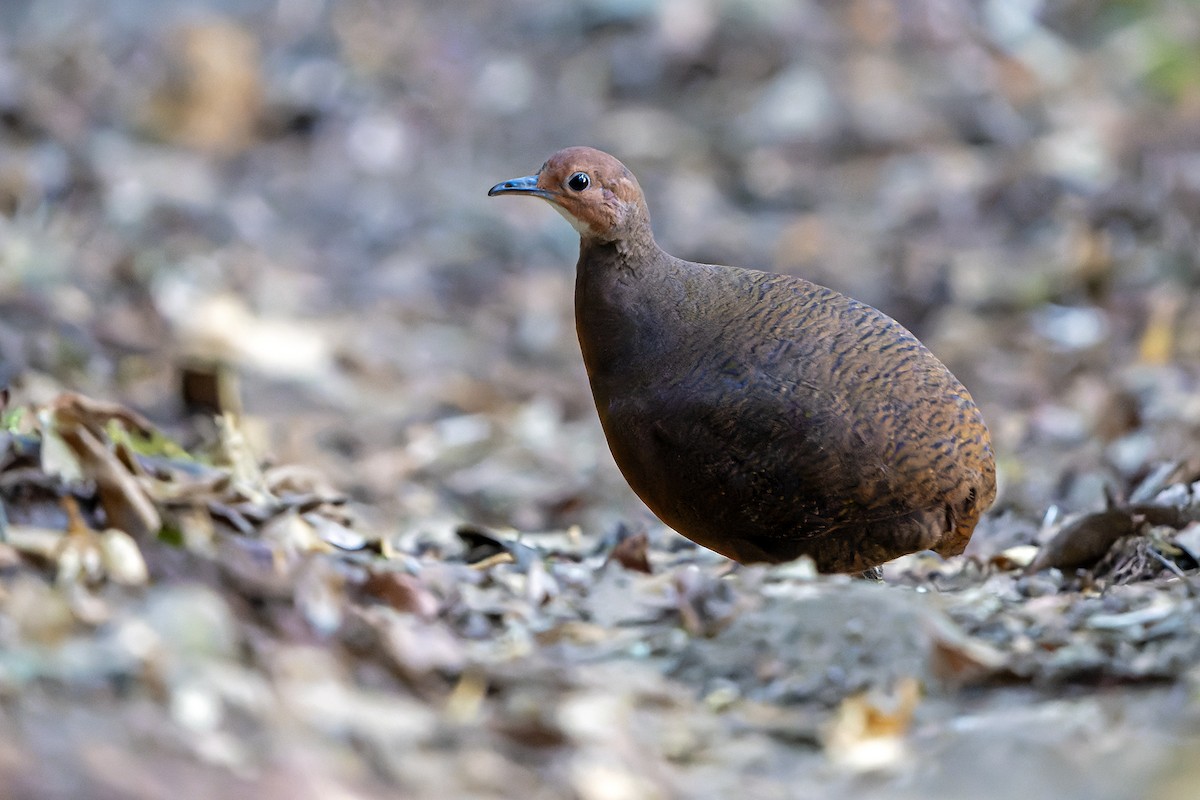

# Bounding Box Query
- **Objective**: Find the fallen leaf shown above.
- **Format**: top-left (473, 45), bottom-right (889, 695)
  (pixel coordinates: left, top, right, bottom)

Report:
top-left (607, 531), bottom-right (652, 574)
top-left (100, 528), bottom-right (150, 586)
top-left (823, 677), bottom-right (921, 772)
top-left (363, 570), bottom-right (440, 620)
top-left (59, 423), bottom-right (162, 540)
top-left (5, 524), bottom-right (65, 561)
top-left (260, 510), bottom-right (331, 557)
top-left (456, 524), bottom-right (540, 569)
top-left (303, 511), bottom-right (367, 551)
top-left (928, 619), bottom-right (1009, 686)
top-left (1028, 509), bottom-right (1137, 573)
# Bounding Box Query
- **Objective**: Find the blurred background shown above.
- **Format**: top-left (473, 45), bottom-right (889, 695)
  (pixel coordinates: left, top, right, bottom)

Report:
top-left (5, 1), bottom-right (1200, 798)
top-left (2, 0), bottom-right (1200, 572)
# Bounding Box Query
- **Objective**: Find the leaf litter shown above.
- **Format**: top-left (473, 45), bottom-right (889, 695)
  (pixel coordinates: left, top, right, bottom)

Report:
top-left (4, 1), bottom-right (1200, 796)
top-left (2, 389), bottom-right (1200, 796)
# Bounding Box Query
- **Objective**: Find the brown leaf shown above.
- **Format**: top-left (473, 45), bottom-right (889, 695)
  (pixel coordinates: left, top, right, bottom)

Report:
top-left (57, 423), bottom-right (161, 540)
top-left (52, 392), bottom-right (156, 439)
top-left (363, 571), bottom-right (440, 620)
top-left (1028, 509), bottom-right (1137, 573)
top-left (607, 532), bottom-right (652, 574)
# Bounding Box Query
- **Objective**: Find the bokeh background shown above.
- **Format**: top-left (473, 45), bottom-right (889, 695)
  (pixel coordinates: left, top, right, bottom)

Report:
top-left (4, 0), bottom-right (1200, 542)
top-left (3, 0), bottom-right (1200, 797)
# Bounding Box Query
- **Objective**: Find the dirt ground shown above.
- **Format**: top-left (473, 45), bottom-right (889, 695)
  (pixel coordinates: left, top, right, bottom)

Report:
top-left (2, 1), bottom-right (1200, 798)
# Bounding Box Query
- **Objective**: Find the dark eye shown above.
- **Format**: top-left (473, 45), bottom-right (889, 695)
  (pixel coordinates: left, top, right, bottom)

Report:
top-left (567, 172), bottom-right (590, 191)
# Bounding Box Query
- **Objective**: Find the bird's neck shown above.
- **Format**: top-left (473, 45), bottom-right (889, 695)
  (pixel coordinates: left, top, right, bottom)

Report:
top-left (574, 233), bottom-right (678, 392)
top-left (580, 226), bottom-right (660, 268)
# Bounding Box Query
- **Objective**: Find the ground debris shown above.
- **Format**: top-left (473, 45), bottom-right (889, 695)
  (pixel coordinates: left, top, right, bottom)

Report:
top-left (5, 1), bottom-right (1200, 795)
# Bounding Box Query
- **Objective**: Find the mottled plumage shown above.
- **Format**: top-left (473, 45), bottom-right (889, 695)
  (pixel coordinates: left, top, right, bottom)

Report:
top-left (490, 147), bottom-right (995, 573)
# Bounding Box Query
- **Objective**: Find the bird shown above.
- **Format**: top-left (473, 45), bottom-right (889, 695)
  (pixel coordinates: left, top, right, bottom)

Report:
top-left (488, 147), bottom-right (996, 574)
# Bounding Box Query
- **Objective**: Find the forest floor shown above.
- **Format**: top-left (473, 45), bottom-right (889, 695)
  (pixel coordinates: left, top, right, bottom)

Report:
top-left (2, 1), bottom-right (1200, 798)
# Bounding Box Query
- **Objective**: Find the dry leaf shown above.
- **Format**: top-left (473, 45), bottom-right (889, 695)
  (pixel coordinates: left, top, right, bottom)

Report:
top-left (52, 393), bottom-right (155, 438)
top-left (213, 413), bottom-right (269, 505)
top-left (929, 619), bottom-right (1009, 686)
top-left (5, 524), bottom-right (65, 561)
top-left (100, 528), bottom-right (150, 586)
top-left (303, 512), bottom-right (367, 551)
top-left (55, 532), bottom-right (104, 586)
top-left (363, 570), bottom-right (440, 620)
top-left (824, 677), bottom-right (921, 772)
top-left (38, 411), bottom-right (83, 482)
top-left (1029, 509), bottom-right (1136, 573)
top-left (260, 511), bottom-right (331, 558)
top-left (58, 423), bottom-right (162, 540)
top-left (991, 544), bottom-right (1039, 570)
top-left (607, 531), bottom-right (652, 574)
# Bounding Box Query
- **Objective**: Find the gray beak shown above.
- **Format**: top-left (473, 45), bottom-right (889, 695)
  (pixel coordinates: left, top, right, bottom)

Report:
top-left (488, 174), bottom-right (551, 199)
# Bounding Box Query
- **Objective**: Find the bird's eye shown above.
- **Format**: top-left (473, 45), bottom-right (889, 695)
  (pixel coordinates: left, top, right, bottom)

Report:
top-left (567, 172), bottom-right (590, 192)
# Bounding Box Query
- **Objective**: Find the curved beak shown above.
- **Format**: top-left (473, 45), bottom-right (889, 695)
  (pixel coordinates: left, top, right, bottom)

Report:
top-left (488, 174), bottom-right (552, 199)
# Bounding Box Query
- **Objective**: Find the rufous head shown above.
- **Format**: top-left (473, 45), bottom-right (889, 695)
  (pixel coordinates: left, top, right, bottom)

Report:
top-left (488, 147), bottom-right (650, 244)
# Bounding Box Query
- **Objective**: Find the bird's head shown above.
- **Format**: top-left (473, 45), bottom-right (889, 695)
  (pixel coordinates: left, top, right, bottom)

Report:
top-left (488, 147), bottom-right (650, 244)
